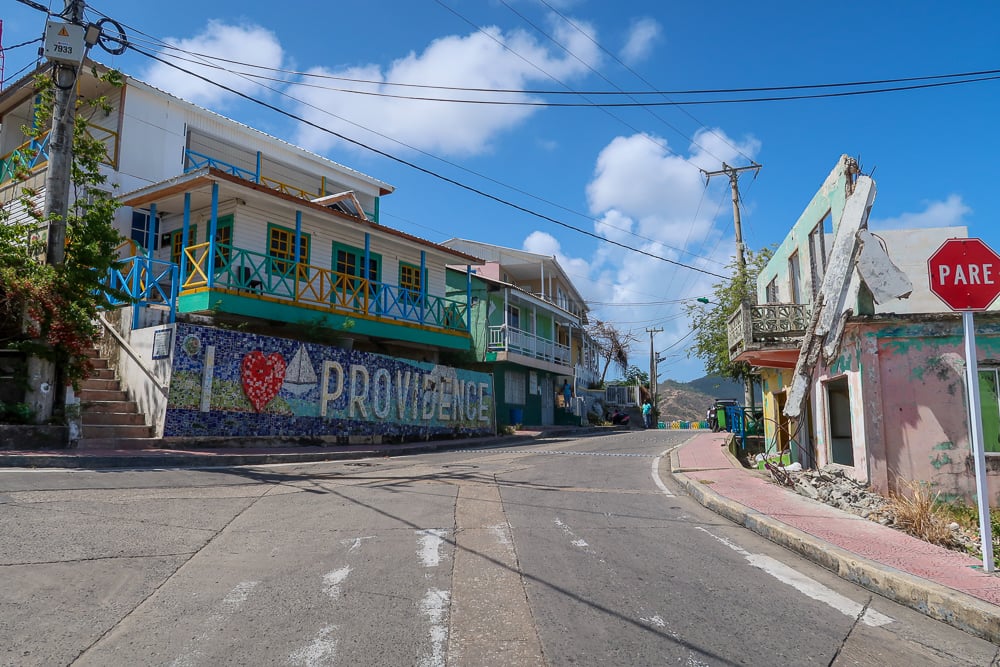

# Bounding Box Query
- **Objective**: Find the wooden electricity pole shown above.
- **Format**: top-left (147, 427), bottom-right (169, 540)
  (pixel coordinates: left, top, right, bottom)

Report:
top-left (701, 162), bottom-right (762, 410)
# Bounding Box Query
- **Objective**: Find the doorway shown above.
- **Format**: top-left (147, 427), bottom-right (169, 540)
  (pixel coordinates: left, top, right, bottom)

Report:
top-left (825, 377), bottom-right (854, 466)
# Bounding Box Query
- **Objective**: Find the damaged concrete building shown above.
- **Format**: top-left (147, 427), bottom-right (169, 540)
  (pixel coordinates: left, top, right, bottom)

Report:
top-left (728, 155), bottom-right (1000, 505)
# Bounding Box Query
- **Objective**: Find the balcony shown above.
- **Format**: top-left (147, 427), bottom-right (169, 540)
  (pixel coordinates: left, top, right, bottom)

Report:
top-left (727, 301), bottom-right (811, 368)
top-left (184, 149), bottom-right (377, 221)
top-left (0, 124), bottom-right (119, 188)
top-left (488, 325), bottom-right (572, 370)
top-left (108, 244), bottom-right (470, 349)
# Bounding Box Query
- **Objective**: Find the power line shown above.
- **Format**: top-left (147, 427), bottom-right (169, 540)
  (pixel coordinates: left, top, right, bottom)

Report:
top-left (532, 0), bottom-right (753, 166)
top-left (80, 28), bottom-right (1000, 100)
top-left (84, 8), bottom-right (727, 269)
top-left (125, 44), bottom-right (729, 280)
top-left (106, 47), bottom-right (1000, 107)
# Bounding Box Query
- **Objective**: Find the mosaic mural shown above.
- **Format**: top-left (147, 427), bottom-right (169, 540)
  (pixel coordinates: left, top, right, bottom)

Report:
top-left (164, 323), bottom-right (495, 438)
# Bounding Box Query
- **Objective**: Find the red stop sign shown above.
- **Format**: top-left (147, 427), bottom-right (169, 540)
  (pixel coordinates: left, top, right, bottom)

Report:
top-left (928, 238), bottom-right (1000, 311)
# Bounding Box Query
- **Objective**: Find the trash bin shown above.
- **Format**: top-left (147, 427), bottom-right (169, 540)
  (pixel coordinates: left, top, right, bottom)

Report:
top-left (509, 408), bottom-right (523, 424)
top-left (716, 407), bottom-right (727, 431)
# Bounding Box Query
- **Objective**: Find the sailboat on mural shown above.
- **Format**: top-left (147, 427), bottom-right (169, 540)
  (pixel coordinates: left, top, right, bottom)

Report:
top-left (283, 344), bottom-right (318, 396)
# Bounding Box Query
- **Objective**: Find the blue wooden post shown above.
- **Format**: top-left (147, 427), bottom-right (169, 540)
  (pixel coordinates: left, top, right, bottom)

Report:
top-left (180, 193), bottom-right (191, 289)
top-left (255, 151), bottom-right (262, 184)
top-left (466, 265), bottom-right (473, 333)
top-left (294, 210), bottom-right (302, 292)
top-left (207, 183), bottom-right (219, 288)
top-left (130, 252), bottom-right (141, 330)
top-left (364, 232), bottom-right (371, 314)
top-left (146, 204), bottom-right (157, 260)
top-left (419, 250), bottom-right (426, 324)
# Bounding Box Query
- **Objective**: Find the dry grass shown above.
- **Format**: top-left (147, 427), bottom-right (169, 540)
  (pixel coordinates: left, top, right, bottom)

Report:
top-left (887, 480), bottom-right (956, 547)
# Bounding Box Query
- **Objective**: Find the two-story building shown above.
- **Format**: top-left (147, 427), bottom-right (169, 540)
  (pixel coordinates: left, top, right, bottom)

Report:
top-left (728, 154), bottom-right (1000, 505)
top-left (0, 62), bottom-right (496, 443)
top-left (441, 239), bottom-right (600, 427)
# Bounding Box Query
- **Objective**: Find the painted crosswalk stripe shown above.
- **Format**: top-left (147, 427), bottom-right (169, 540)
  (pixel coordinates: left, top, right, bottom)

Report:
top-left (698, 527), bottom-right (893, 627)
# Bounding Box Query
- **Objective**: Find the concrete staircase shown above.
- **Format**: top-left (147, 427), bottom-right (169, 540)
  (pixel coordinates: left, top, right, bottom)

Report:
top-left (77, 345), bottom-right (154, 449)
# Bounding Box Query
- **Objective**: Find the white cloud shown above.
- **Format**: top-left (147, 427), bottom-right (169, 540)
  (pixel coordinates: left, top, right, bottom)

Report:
top-left (290, 21), bottom-right (600, 157)
top-left (620, 18), bottom-right (661, 64)
top-left (141, 21), bottom-right (286, 108)
top-left (577, 128), bottom-right (759, 382)
top-left (869, 194), bottom-right (971, 230)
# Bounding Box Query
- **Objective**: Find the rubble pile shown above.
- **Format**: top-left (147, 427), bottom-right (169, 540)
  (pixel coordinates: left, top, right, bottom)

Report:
top-left (785, 465), bottom-right (980, 554)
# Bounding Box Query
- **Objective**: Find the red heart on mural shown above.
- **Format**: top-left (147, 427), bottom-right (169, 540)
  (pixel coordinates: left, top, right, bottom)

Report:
top-left (241, 350), bottom-right (287, 412)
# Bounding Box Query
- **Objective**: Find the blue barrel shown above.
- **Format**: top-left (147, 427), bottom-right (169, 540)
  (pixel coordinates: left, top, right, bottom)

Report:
top-left (509, 408), bottom-right (523, 424)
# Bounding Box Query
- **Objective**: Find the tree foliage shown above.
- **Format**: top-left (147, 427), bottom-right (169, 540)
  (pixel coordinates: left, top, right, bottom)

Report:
top-left (587, 319), bottom-right (638, 386)
top-left (623, 365), bottom-right (648, 386)
top-left (684, 247), bottom-right (773, 383)
top-left (0, 69), bottom-right (125, 390)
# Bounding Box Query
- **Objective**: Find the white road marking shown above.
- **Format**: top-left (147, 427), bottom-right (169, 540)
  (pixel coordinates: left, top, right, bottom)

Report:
top-left (416, 529), bottom-right (448, 567)
top-left (652, 449), bottom-right (674, 497)
top-left (340, 536), bottom-right (375, 552)
top-left (289, 625), bottom-right (338, 667)
top-left (418, 588), bottom-right (450, 667)
top-left (697, 528), bottom-right (893, 627)
top-left (322, 566), bottom-right (351, 600)
top-left (170, 581), bottom-right (259, 667)
top-left (571, 538), bottom-right (589, 548)
top-left (640, 614), bottom-right (666, 627)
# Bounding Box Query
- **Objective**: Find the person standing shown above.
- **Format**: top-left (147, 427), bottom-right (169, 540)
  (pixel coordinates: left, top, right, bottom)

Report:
top-left (642, 399), bottom-right (652, 429)
top-left (562, 380), bottom-right (573, 409)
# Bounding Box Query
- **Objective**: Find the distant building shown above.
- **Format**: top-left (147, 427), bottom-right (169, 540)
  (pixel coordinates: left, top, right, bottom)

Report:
top-left (441, 239), bottom-right (600, 427)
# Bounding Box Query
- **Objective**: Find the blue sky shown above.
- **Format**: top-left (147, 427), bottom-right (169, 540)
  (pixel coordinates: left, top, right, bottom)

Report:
top-left (4, 1), bottom-right (1000, 382)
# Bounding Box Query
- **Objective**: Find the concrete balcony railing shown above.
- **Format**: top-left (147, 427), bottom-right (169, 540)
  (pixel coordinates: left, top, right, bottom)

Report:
top-left (727, 301), bottom-right (812, 360)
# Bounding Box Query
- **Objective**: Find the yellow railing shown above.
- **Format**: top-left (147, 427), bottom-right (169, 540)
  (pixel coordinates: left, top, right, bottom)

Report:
top-left (259, 175), bottom-right (316, 201)
top-left (182, 242), bottom-right (212, 288)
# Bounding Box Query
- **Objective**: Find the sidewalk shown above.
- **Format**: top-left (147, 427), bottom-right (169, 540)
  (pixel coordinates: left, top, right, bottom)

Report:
top-left (0, 426), bottom-right (595, 469)
top-left (671, 431), bottom-right (1000, 644)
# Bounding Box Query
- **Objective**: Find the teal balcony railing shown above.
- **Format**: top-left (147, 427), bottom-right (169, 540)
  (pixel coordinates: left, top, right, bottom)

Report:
top-left (103, 255), bottom-right (179, 329)
top-left (0, 133), bottom-right (50, 185)
top-left (181, 243), bottom-right (468, 333)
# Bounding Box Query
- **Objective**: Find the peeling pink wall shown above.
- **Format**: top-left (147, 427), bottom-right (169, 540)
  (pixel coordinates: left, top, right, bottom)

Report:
top-left (867, 322), bottom-right (1000, 505)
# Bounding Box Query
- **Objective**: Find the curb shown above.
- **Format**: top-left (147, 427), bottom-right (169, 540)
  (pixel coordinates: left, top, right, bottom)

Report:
top-left (0, 427), bottom-right (600, 470)
top-left (668, 450), bottom-right (1000, 644)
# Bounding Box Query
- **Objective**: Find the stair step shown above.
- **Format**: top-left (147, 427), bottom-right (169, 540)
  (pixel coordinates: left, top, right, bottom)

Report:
top-left (76, 437), bottom-right (163, 451)
top-left (78, 389), bottom-right (128, 402)
top-left (82, 412), bottom-right (147, 426)
top-left (89, 368), bottom-right (116, 380)
top-left (84, 400), bottom-right (139, 413)
top-left (88, 358), bottom-right (109, 370)
top-left (81, 377), bottom-right (119, 391)
top-left (81, 424), bottom-right (152, 439)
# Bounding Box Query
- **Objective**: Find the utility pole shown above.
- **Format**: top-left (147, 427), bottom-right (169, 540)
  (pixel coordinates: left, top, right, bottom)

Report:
top-left (646, 327), bottom-right (662, 420)
top-left (25, 0), bottom-right (89, 423)
top-left (44, 0), bottom-right (86, 266)
top-left (701, 161), bottom-right (762, 411)
top-left (700, 161), bottom-right (761, 276)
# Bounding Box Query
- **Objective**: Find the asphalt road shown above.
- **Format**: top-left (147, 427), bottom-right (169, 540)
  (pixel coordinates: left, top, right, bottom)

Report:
top-left (1, 429), bottom-right (996, 666)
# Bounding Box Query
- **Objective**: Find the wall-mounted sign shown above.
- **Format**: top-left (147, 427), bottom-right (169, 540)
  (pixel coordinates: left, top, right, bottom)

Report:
top-left (152, 329), bottom-right (173, 360)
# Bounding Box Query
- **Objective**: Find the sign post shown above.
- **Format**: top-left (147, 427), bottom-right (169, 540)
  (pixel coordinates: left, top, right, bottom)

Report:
top-left (928, 237), bottom-right (998, 572)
